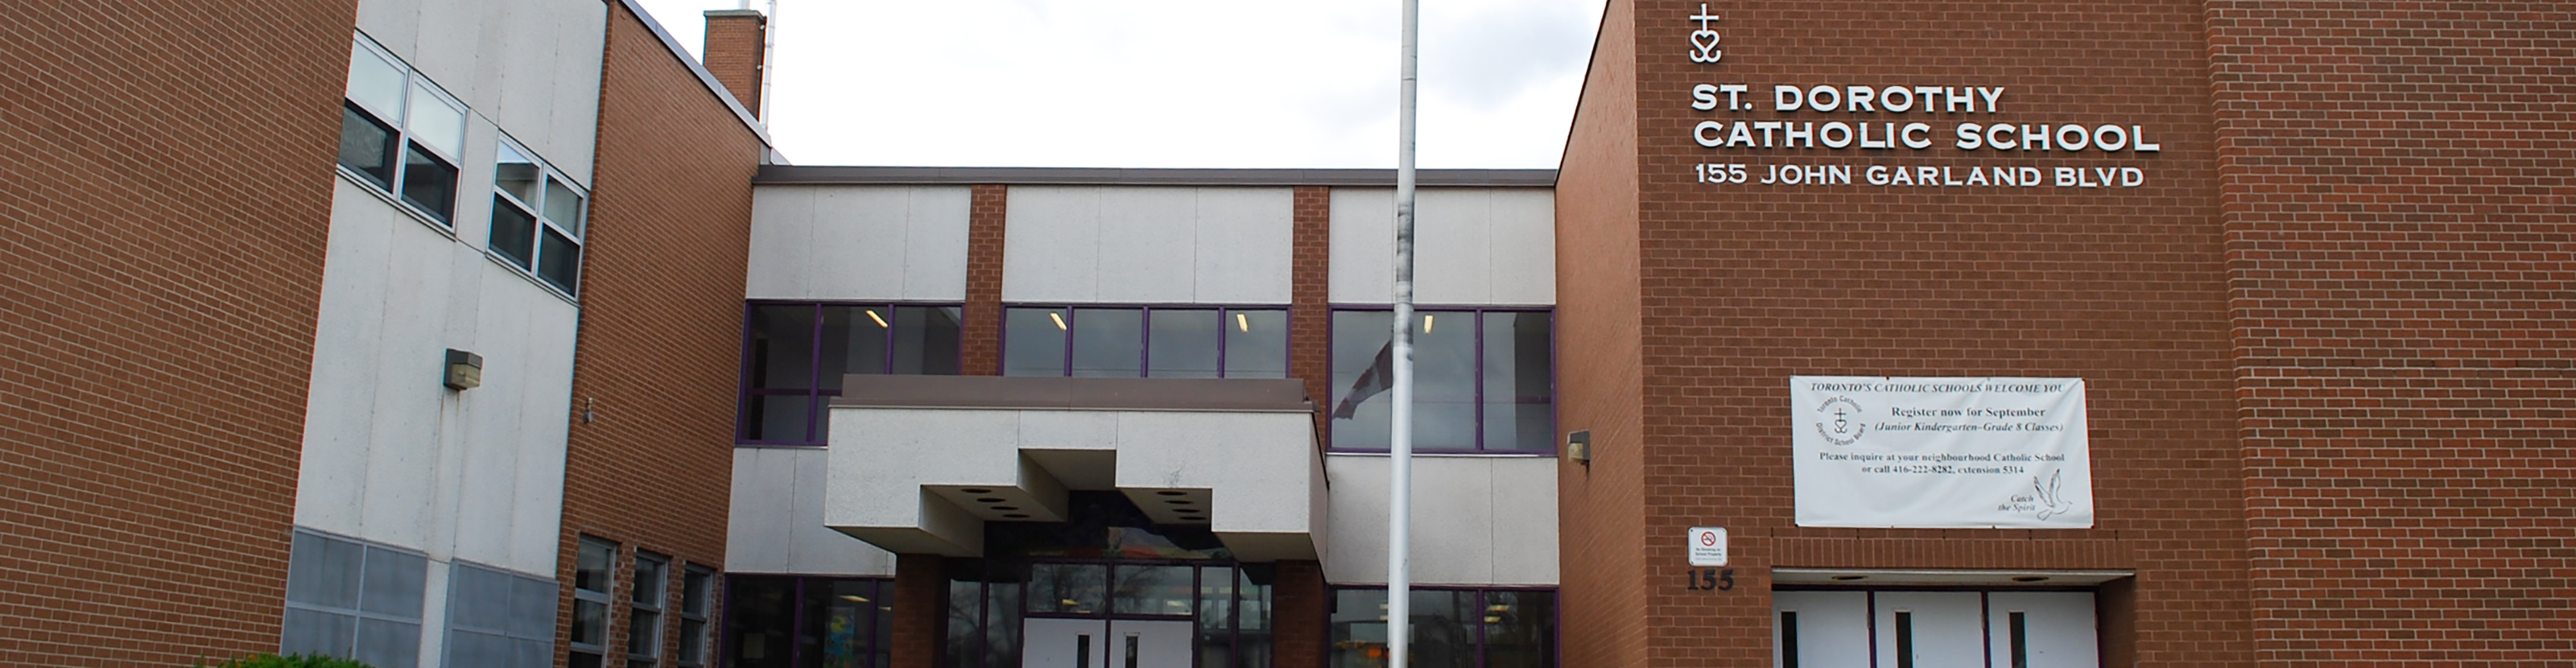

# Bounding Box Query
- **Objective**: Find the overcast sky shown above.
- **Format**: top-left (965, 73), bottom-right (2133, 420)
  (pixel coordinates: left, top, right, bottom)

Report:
top-left (630, 0), bottom-right (1604, 169)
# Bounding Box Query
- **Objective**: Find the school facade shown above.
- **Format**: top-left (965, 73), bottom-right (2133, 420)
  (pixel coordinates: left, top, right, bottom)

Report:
top-left (0, 1), bottom-right (2568, 668)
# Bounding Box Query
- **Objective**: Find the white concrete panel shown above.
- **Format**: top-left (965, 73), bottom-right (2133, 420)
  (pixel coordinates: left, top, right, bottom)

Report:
top-left (727, 448), bottom-right (795, 573)
top-left (489, 0), bottom-right (556, 161)
top-left (1411, 189), bottom-right (1493, 306)
top-left (296, 181), bottom-right (401, 537)
top-left (352, 1), bottom-right (422, 63)
top-left (1018, 410), bottom-right (1120, 452)
top-left (1408, 458), bottom-right (1495, 585)
top-left (789, 447), bottom-right (896, 576)
top-left (1484, 189), bottom-right (1558, 306)
top-left (451, 265), bottom-right (532, 565)
top-left (745, 187), bottom-right (816, 299)
top-left (357, 219), bottom-right (460, 550)
top-left (1191, 188), bottom-right (1294, 304)
top-left (826, 409), bottom-right (1024, 554)
top-left (1320, 455), bottom-right (1390, 584)
top-left (1774, 591), bottom-right (1872, 668)
top-left (509, 297), bottom-right (579, 573)
top-left (541, 0), bottom-right (605, 188)
top-left (1110, 411), bottom-right (1313, 533)
top-left (900, 187), bottom-right (973, 301)
top-left (1486, 457), bottom-right (1561, 585)
top-left (406, 0), bottom-right (488, 105)
top-left (1327, 188), bottom-right (1394, 305)
top-left (1322, 455), bottom-right (1554, 586)
top-left (1001, 188), bottom-right (1103, 303)
top-left (810, 188), bottom-right (914, 300)
top-left (1093, 188), bottom-right (1197, 303)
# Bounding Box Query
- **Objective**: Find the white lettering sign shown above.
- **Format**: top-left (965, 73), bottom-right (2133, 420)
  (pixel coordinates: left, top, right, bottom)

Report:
top-left (1791, 377), bottom-right (2092, 528)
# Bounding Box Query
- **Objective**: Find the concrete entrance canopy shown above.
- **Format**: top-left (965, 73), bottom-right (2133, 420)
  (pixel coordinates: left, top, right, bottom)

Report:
top-left (823, 375), bottom-right (1327, 561)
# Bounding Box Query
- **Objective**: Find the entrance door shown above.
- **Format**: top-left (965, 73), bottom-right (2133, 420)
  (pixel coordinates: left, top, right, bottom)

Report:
top-left (1774, 591), bottom-right (2099, 668)
top-left (1024, 618), bottom-right (1194, 668)
top-left (1025, 618), bottom-right (1109, 668)
top-left (1106, 619), bottom-right (1194, 668)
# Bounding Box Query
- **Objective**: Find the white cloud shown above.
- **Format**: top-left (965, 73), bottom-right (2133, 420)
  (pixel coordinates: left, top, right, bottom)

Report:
top-left (631, 0), bottom-right (1604, 168)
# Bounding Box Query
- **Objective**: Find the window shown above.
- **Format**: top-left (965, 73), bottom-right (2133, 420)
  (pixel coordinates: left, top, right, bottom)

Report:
top-left (444, 562), bottom-right (559, 668)
top-left (630, 552), bottom-right (668, 668)
top-left (740, 302), bottom-right (964, 444)
top-left (726, 575), bottom-right (896, 668)
top-left (1328, 588), bottom-right (1556, 668)
top-left (570, 538), bottom-right (617, 668)
top-left (1329, 308), bottom-right (1554, 452)
top-left (339, 35), bottom-right (465, 225)
top-left (489, 139), bottom-right (587, 295)
top-left (1003, 306), bottom-right (1289, 378)
top-left (677, 566), bottom-right (715, 668)
top-left (280, 530), bottom-right (428, 668)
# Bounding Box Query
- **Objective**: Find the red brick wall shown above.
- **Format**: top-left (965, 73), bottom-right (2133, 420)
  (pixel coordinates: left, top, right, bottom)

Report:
top-left (700, 10), bottom-right (766, 117)
top-left (553, 3), bottom-right (763, 666)
top-left (1272, 560), bottom-right (1327, 668)
top-left (961, 184), bottom-right (1009, 376)
top-left (0, 1), bottom-right (353, 665)
top-left (2206, 3), bottom-right (2576, 666)
top-left (1552, 1), bottom-right (1649, 667)
top-left (1579, 1), bottom-right (2257, 666)
top-left (1292, 186), bottom-right (1333, 446)
top-left (890, 555), bottom-right (947, 668)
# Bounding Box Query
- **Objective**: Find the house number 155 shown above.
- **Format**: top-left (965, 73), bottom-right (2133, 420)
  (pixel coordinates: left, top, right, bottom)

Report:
top-left (1685, 568), bottom-right (1736, 591)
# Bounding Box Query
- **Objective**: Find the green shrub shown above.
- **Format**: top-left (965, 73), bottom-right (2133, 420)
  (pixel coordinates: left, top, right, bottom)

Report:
top-left (192, 654), bottom-right (378, 668)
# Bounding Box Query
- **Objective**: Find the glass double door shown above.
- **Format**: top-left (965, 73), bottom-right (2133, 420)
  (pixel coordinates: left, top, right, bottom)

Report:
top-left (1023, 618), bottom-right (1195, 668)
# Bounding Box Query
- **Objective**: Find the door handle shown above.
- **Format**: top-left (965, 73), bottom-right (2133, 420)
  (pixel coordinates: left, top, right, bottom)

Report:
top-left (1125, 633), bottom-right (1140, 668)
top-left (1077, 634), bottom-right (1091, 668)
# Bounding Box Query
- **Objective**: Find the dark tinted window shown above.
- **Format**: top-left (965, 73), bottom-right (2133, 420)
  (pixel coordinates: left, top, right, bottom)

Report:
top-left (337, 105), bottom-right (398, 188)
top-left (1330, 308), bottom-right (1553, 452)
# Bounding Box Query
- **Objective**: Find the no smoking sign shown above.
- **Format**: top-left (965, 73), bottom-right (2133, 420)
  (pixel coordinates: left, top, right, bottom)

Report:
top-left (1687, 526), bottom-right (1728, 567)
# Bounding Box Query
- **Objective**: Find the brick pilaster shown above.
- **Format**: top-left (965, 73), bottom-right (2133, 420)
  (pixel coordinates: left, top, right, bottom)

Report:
top-left (1290, 186), bottom-right (1333, 447)
top-left (960, 184), bottom-right (1009, 375)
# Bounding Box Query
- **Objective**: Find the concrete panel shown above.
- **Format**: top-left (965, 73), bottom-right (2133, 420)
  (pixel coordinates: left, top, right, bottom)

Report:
top-left (1411, 189), bottom-right (1493, 306)
top-left (1094, 188), bottom-right (1197, 303)
top-left (1486, 457), bottom-right (1560, 585)
top-left (1322, 454), bottom-right (1556, 586)
top-left (1018, 410), bottom-right (1119, 452)
top-left (509, 298), bottom-right (579, 573)
top-left (353, 0), bottom-right (421, 59)
top-left (357, 219), bottom-right (460, 550)
top-left (407, 0), bottom-right (487, 105)
top-left (789, 447), bottom-right (895, 576)
top-left (810, 188), bottom-right (914, 300)
top-left (1001, 188), bottom-right (1103, 303)
top-left (542, 0), bottom-right (605, 188)
top-left (1408, 458), bottom-right (1494, 585)
top-left (489, 1), bottom-right (554, 154)
top-left (727, 448), bottom-right (795, 573)
top-left (1484, 189), bottom-right (1557, 306)
top-left (1191, 188), bottom-right (1294, 304)
top-left (1327, 188), bottom-right (1395, 305)
top-left (901, 187), bottom-right (973, 301)
top-left (1112, 410), bottom-right (1318, 561)
top-left (452, 265), bottom-right (532, 567)
top-left (745, 187), bottom-right (815, 299)
top-left (297, 182), bottom-right (402, 538)
top-left (825, 409), bottom-right (1024, 555)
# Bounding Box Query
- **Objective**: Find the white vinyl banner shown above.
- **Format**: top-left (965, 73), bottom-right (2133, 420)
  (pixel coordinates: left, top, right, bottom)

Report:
top-left (1792, 377), bottom-right (2092, 528)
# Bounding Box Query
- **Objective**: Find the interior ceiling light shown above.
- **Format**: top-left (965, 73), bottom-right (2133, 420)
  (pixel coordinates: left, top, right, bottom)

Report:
top-left (840, 595), bottom-right (870, 603)
top-left (1236, 312), bottom-right (1249, 332)
top-left (1422, 314), bottom-right (1435, 333)
top-left (1050, 311), bottom-right (1067, 331)
top-left (865, 309), bottom-right (888, 328)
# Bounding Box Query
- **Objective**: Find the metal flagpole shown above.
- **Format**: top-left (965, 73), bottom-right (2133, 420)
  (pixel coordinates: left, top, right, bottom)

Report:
top-left (1387, 0), bottom-right (1419, 665)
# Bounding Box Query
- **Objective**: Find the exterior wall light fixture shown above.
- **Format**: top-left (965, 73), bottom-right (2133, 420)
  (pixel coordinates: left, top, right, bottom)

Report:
top-left (1566, 430), bottom-right (1591, 466)
top-left (444, 349), bottom-right (483, 391)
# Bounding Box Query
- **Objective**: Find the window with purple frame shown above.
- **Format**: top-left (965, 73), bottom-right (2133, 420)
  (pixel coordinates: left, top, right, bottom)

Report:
top-left (740, 302), bottom-right (964, 445)
top-left (1002, 306), bottom-right (1289, 379)
top-left (724, 575), bottom-right (894, 668)
top-left (1329, 308), bottom-right (1554, 453)
top-left (1327, 587), bottom-right (1556, 668)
